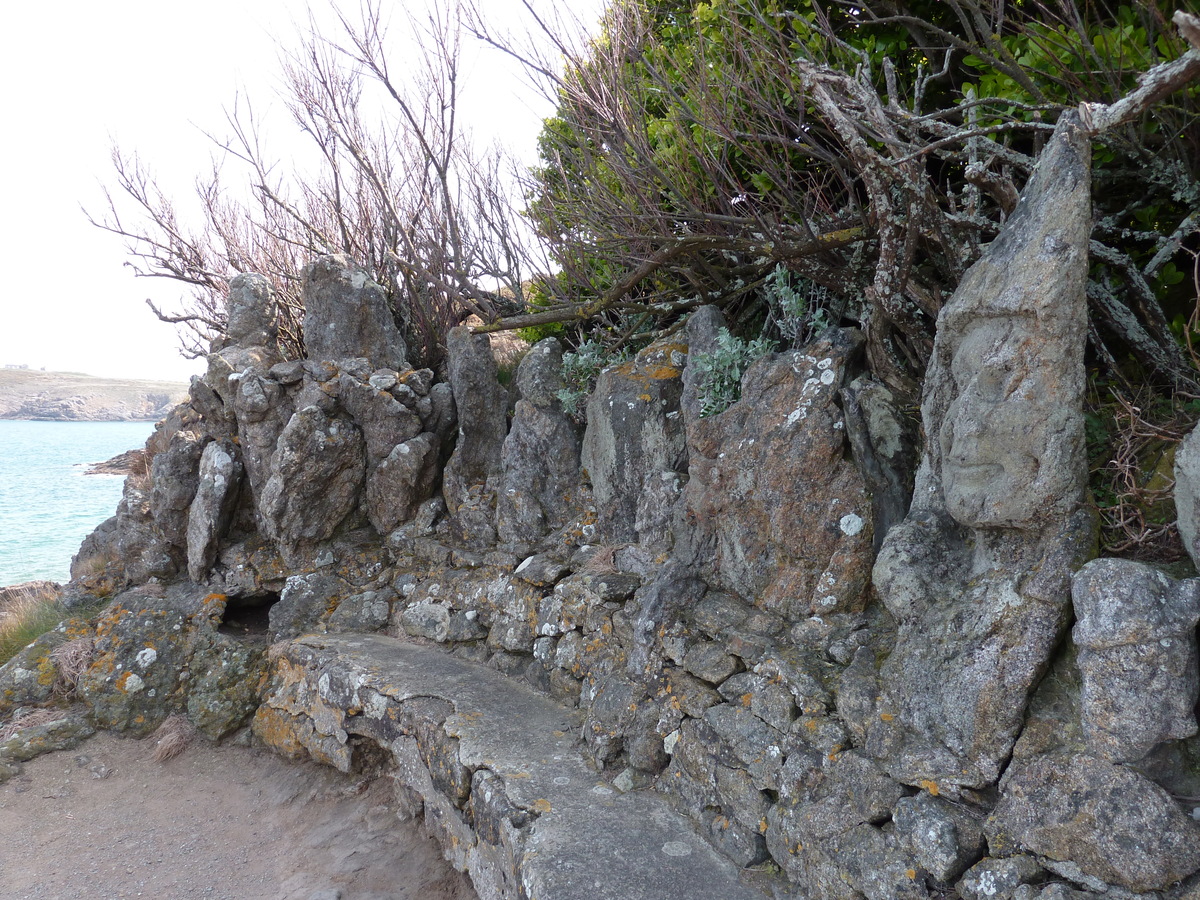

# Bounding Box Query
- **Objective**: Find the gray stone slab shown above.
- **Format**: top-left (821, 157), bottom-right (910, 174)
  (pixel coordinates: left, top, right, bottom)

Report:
top-left (288, 633), bottom-right (766, 900)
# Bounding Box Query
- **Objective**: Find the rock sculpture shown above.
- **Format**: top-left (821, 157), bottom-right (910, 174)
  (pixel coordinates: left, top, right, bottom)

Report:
top-left (867, 110), bottom-right (1095, 790)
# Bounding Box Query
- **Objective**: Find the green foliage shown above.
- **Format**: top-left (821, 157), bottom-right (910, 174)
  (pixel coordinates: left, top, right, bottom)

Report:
top-left (764, 264), bottom-right (830, 349)
top-left (556, 339), bottom-right (631, 422)
top-left (516, 277), bottom-right (569, 344)
top-left (692, 327), bottom-right (775, 417)
top-left (527, 0), bottom-right (1199, 394)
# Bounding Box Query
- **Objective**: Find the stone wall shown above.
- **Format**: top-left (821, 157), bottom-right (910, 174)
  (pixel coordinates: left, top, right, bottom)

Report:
top-left (5, 116), bottom-right (1200, 900)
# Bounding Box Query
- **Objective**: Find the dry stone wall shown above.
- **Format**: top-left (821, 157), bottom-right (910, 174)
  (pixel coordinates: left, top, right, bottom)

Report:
top-left (4, 115), bottom-right (1200, 900)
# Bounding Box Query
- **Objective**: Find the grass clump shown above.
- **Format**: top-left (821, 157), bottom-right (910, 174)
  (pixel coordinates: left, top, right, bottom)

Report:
top-left (150, 715), bottom-right (196, 762)
top-left (0, 585), bottom-right (68, 667)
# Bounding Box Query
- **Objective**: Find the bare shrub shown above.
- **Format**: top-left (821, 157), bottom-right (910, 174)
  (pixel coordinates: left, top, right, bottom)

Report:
top-left (90, 1), bottom-right (536, 368)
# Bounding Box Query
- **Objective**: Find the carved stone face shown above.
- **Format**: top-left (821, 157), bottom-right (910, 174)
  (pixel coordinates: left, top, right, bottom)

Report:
top-left (938, 321), bottom-right (1080, 529)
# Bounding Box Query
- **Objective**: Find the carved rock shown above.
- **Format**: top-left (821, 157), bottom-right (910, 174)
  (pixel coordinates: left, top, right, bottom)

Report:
top-left (867, 111), bottom-right (1095, 791)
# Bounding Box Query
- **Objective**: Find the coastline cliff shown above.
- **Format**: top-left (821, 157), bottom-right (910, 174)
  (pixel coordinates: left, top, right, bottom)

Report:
top-left (0, 369), bottom-right (189, 421)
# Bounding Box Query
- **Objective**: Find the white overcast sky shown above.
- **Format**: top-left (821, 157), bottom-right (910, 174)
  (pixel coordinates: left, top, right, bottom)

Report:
top-left (0, 0), bottom-right (600, 382)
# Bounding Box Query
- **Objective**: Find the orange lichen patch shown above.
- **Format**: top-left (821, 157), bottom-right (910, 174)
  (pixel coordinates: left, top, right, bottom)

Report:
top-left (114, 671), bottom-right (137, 692)
top-left (740, 693), bottom-right (753, 707)
top-left (533, 798), bottom-right (552, 813)
top-left (61, 618), bottom-right (96, 640)
top-left (251, 706), bottom-right (309, 760)
top-left (638, 393), bottom-right (654, 402)
top-left (879, 712), bottom-right (895, 722)
top-left (805, 720), bottom-right (819, 731)
top-left (919, 779), bottom-right (940, 796)
top-left (758, 818), bottom-right (769, 834)
top-left (906, 869), bottom-right (917, 880)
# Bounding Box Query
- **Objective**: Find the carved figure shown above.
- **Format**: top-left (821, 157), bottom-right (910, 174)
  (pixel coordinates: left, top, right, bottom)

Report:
top-left (866, 111), bottom-right (1096, 791)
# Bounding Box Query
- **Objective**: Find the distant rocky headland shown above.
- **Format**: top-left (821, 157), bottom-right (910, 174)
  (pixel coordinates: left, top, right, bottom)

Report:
top-left (0, 368), bottom-right (189, 422)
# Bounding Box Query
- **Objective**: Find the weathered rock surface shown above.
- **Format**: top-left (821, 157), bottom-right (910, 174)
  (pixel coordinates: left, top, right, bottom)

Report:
top-left (1071, 558), bottom-right (1200, 761)
top-left (301, 254), bottom-right (407, 368)
top-left (867, 111), bottom-right (1095, 791)
top-left (681, 328), bottom-right (873, 618)
top-left (987, 752), bottom-right (1200, 892)
top-left (496, 339), bottom-right (583, 546)
top-left (582, 338), bottom-right (688, 544)
top-left (74, 585), bottom-right (268, 738)
top-left (259, 407), bottom-right (366, 564)
top-left (186, 439), bottom-right (243, 582)
top-left (442, 326), bottom-right (507, 544)
top-left (223, 272), bottom-right (278, 349)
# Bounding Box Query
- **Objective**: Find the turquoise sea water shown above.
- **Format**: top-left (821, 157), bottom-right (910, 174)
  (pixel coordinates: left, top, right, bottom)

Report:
top-left (0, 420), bottom-right (156, 587)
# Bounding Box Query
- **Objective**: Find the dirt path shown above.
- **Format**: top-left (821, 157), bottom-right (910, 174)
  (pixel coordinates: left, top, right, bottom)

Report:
top-left (0, 732), bottom-right (477, 900)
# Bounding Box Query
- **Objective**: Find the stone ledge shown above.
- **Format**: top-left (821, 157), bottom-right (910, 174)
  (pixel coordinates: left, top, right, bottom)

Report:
top-left (254, 633), bottom-right (767, 900)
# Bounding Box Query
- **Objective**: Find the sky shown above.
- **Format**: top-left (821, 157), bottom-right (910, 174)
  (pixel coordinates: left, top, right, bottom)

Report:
top-left (0, 1), bottom-right (599, 382)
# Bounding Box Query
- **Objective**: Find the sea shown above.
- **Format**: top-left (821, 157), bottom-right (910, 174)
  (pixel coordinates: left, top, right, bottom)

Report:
top-left (0, 420), bottom-right (156, 587)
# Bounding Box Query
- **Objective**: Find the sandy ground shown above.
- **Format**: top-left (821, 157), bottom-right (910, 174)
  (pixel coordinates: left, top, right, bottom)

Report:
top-left (0, 732), bottom-right (478, 900)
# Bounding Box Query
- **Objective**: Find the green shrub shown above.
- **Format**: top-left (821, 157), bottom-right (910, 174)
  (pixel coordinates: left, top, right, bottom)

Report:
top-left (764, 264), bottom-right (830, 349)
top-left (691, 328), bottom-right (775, 418)
top-left (556, 339), bottom-right (631, 422)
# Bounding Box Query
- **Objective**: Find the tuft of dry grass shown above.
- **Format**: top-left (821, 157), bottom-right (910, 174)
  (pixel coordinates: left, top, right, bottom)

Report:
top-left (0, 707), bottom-right (65, 743)
top-left (579, 545), bottom-right (625, 575)
top-left (150, 715), bottom-right (196, 762)
top-left (50, 637), bottom-right (96, 698)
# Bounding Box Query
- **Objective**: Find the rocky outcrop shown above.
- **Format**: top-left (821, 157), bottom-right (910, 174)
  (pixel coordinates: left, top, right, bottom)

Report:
top-left (13, 117), bottom-right (1200, 900)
